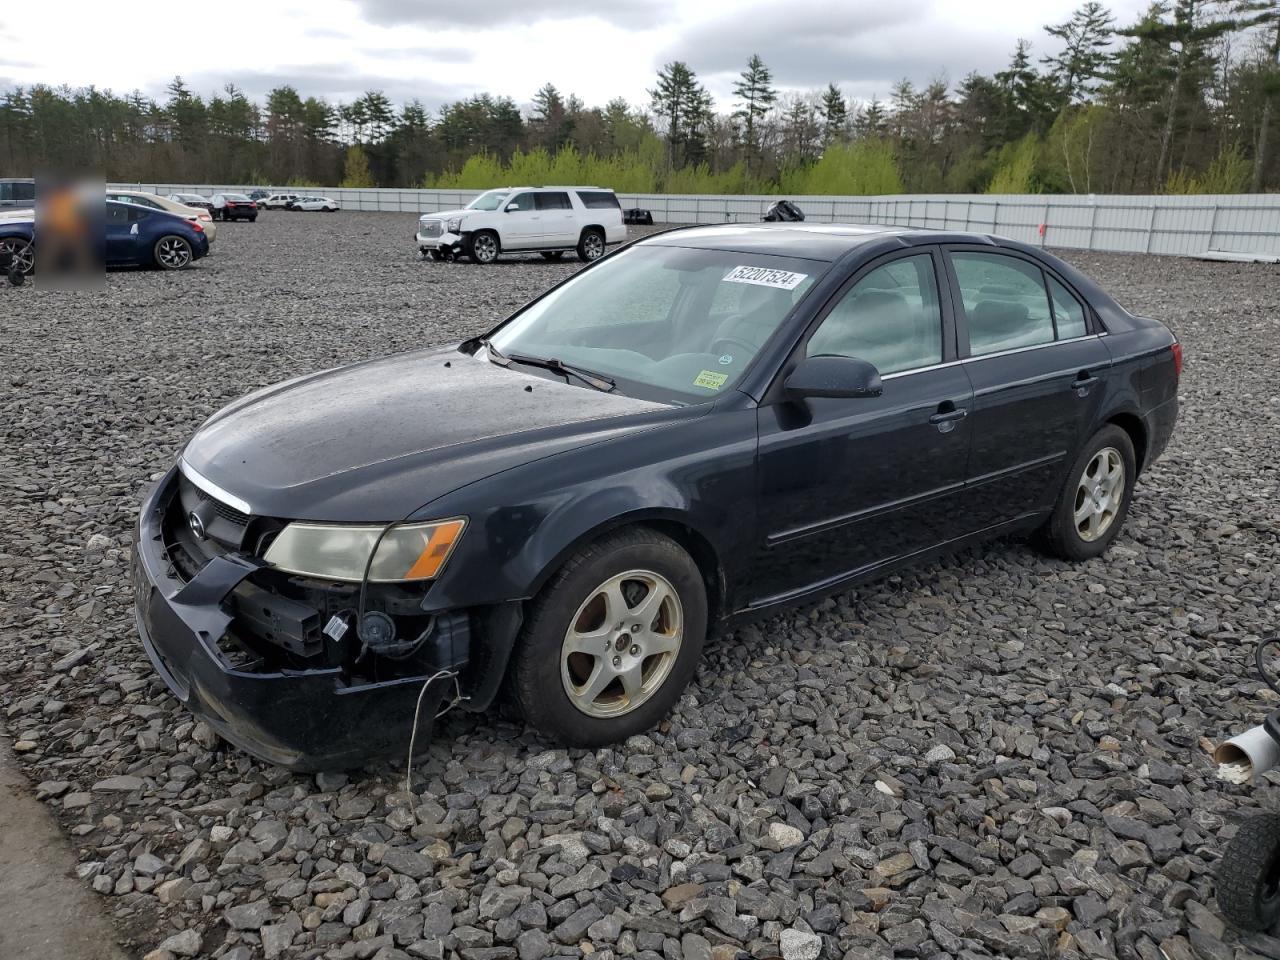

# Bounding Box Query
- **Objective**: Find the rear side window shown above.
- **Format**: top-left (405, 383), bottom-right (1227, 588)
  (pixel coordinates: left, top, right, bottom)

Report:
top-left (952, 253), bottom-right (1055, 357)
top-left (806, 253), bottom-right (943, 375)
top-left (3, 181), bottom-right (35, 202)
top-left (535, 192), bottom-right (572, 211)
top-left (1048, 276), bottom-right (1088, 339)
top-left (576, 191), bottom-right (621, 210)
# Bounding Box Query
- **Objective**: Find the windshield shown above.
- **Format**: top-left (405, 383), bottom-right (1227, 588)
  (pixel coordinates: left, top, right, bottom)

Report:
top-left (489, 245), bottom-right (823, 403)
top-left (467, 190), bottom-right (509, 211)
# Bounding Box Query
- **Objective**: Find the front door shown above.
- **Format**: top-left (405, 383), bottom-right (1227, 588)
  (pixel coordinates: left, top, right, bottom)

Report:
top-left (105, 203), bottom-right (141, 264)
top-left (946, 248), bottom-right (1113, 529)
top-left (750, 250), bottom-right (974, 606)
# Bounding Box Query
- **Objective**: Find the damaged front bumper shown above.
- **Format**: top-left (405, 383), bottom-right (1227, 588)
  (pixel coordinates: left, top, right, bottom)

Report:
top-left (131, 468), bottom-right (519, 771)
top-left (416, 228), bottom-right (464, 257)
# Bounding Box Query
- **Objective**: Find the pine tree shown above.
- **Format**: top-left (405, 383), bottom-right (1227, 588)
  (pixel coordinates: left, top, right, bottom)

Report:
top-left (820, 84), bottom-right (849, 145)
top-left (1234, 0), bottom-right (1280, 190)
top-left (1043, 2), bottom-right (1117, 105)
top-left (732, 54), bottom-right (778, 172)
top-left (649, 62), bottom-right (713, 167)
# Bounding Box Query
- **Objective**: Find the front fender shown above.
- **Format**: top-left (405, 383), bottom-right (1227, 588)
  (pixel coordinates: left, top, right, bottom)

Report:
top-left (419, 405), bottom-right (759, 614)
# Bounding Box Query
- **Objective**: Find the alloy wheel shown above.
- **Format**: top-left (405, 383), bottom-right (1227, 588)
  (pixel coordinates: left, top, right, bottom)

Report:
top-left (472, 233), bottom-right (498, 263)
top-left (583, 232), bottom-right (604, 259)
top-left (560, 569), bottom-right (683, 718)
top-left (1074, 446), bottom-right (1124, 542)
top-left (1, 238), bottom-right (34, 275)
top-left (156, 237), bottom-right (192, 269)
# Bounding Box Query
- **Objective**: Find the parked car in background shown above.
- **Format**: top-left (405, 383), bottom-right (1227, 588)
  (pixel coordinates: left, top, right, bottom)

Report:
top-left (0, 177), bottom-right (35, 209)
top-left (108, 200), bottom-right (209, 268)
top-left (168, 193), bottom-right (214, 214)
top-left (106, 189), bottom-right (217, 243)
top-left (248, 189), bottom-right (271, 202)
top-left (416, 186), bottom-right (625, 264)
top-left (211, 193), bottom-right (258, 222)
top-left (259, 193), bottom-right (300, 209)
top-left (0, 212), bottom-right (34, 276)
top-left (291, 196), bottom-right (340, 212)
top-left (132, 221), bottom-right (1179, 769)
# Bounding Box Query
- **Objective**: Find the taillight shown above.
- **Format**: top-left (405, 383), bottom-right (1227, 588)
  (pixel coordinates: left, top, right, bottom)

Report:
top-left (191, 221), bottom-right (204, 233)
top-left (1171, 342), bottom-right (1182, 378)
top-left (198, 213), bottom-right (211, 221)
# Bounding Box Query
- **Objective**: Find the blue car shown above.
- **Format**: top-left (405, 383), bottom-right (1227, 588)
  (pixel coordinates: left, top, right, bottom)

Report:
top-left (107, 199), bottom-right (210, 269)
top-left (0, 201), bottom-right (210, 277)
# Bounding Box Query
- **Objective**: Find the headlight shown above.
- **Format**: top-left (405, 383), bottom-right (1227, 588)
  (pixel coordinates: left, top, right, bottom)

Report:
top-left (263, 518), bottom-right (466, 583)
top-left (446, 217), bottom-right (462, 232)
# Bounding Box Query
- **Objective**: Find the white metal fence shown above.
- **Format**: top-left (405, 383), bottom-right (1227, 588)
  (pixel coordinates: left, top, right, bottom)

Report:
top-left (115, 183), bottom-right (1280, 257)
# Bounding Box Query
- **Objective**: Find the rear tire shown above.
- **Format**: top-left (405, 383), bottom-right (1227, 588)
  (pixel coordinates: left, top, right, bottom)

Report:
top-left (1040, 424), bottom-right (1135, 561)
top-left (576, 228), bottom-right (605, 263)
top-left (153, 236), bottom-right (193, 270)
top-left (510, 528), bottom-right (707, 747)
top-left (1217, 815), bottom-right (1280, 932)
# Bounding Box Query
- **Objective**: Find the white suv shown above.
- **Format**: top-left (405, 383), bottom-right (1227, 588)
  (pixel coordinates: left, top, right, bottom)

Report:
top-left (416, 187), bottom-right (625, 264)
top-left (260, 193), bottom-right (301, 210)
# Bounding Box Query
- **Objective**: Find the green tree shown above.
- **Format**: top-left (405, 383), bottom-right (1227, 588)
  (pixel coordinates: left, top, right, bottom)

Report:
top-left (732, 54), bottom-right (778, 172)
top-left (1043, 2), bottom-right (1117, 105)
top-left (820, 84), bottom-right (849, 145)
top-left (648, 61), bottom-right (713, 167)
top-left (340, 143), bottom-right (375, 186)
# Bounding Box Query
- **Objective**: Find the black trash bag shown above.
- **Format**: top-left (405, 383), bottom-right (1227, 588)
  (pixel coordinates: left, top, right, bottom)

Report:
top-left (763, 200), bottom-right (805, 222)
top-left (623, 208), bottom-right (654, 225)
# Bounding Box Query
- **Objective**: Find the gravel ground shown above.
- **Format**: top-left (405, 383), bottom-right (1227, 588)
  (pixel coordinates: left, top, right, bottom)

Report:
top-left (1, 210), bottom-right (1279, 960)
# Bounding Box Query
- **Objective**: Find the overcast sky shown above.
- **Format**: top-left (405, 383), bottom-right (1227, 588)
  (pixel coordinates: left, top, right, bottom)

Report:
top-left (1, 0), bottom-right (1154, 114)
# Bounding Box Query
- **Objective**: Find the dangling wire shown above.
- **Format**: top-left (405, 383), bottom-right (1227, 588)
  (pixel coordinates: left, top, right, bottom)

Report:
top-left (1255, 637), bottom-right (1280, 696)
top-left (402, 669), bottom-right (463, 797)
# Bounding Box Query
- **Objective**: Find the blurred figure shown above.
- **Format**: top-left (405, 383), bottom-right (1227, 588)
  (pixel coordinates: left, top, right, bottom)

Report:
top-left (35, 175), bottom-right (104, 289)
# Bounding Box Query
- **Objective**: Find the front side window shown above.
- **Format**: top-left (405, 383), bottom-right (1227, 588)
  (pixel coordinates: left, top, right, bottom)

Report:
top-left (952, 252), bottom-right (1056, 356)
top-left (535, 192), bottom-right (572, 211)
top-left (489, 245), bottom-right (823, 403)
top-left (806, 254), bottom-right (943, 375)
top-left (505, 193), bottom-right (535, 212)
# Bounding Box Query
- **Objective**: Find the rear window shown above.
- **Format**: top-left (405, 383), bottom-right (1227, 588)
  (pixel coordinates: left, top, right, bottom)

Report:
top-left (576, 191), bottom-right (620, 210)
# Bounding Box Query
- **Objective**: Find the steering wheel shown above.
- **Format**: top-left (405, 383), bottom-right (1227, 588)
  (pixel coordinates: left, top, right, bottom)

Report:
top-left (709, 337), bottom-right (755, 364)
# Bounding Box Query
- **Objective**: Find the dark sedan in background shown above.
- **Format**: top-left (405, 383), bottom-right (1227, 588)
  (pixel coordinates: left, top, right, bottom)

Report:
top-left (133, 222), bottom-right (1179, 769)
top-left (211, 193), bottom-right (258, 221)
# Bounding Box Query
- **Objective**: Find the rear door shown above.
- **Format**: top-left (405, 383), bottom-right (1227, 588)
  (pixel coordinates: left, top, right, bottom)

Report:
top-left (535, 191), bottom-right (576, 246)
top-left (750, 248), bottom-right (974, 605)
top-left (500, 192), bottom-right (542, 248)
top-left (945, 247), bottom-right (1112, 529)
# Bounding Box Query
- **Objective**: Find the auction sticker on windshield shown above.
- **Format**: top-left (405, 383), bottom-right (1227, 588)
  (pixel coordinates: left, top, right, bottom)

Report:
top-left (723, 265), bottom-right (808, 290)
top-left (693, 370), bottom-right (728, 390)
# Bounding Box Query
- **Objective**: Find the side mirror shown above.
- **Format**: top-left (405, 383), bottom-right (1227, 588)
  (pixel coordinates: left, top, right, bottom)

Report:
top-left (784, 355), bottom-right (883, 400)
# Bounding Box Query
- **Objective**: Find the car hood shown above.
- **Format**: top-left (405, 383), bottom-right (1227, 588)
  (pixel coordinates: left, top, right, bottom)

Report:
top-left (181, 345), bottom-right (677, 521)
top-left (420, 208), bottom-right (472, 223)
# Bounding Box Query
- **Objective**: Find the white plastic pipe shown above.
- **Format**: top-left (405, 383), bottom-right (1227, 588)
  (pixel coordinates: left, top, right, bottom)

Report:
top-left (1215, 725), bottom-right (1280, 784)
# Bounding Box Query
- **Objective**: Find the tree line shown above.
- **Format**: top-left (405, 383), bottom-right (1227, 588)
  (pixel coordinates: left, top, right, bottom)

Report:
top-left (1, 0), bottom-right (1276, 195)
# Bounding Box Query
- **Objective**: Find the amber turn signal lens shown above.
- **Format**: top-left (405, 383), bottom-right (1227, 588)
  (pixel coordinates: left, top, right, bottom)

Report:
top-left (403, 519), bottom-right (466, 580)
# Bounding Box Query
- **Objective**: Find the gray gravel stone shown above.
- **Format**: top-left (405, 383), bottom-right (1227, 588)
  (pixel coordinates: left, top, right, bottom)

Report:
top-left (1, 216), bottom-right (1270, 960)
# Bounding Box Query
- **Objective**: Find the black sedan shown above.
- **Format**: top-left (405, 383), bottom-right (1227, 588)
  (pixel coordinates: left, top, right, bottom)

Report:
top-left (133, 223), bottom-right (1179, 769)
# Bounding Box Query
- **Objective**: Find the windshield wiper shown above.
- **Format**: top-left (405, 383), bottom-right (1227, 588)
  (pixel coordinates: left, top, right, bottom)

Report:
top-left (483, 340), bottom-right (616, 392)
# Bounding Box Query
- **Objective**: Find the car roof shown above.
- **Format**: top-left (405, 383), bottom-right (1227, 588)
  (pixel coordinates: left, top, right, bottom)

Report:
top-left (638, 222), bottom-right (1007, 262)
top-left (493, 185), bottom-right (609, 191)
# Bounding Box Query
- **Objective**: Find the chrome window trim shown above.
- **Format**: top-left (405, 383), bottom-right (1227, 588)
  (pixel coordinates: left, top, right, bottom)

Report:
top-left (178, 457), bottom-right (254, 516)
top-left (879, 334), bottom-right (1104, 381)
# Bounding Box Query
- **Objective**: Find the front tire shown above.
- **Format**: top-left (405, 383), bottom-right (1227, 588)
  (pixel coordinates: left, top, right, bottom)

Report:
top-left (510, 529), bottom-right (707, 747)
top-left (154, 236), bottom-right (193, 270)
top-left (576, 228), bottom-right (605, 263)
top-left (1041, 424), bottom-right (1136, 561)
top-left (1217, 815), bottom-right (1280, 932)
top-left (466, 230), bottom-right (499, 264)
